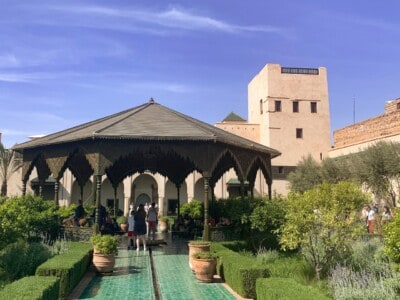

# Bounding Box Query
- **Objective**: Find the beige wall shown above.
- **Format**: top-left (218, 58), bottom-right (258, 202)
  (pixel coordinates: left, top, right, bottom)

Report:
top-left (330, 98), bottom-right (400, 158)
top-left (248, 64), bottom-right (331, 167)
top-left (215, 121), bottom-right (260, 143)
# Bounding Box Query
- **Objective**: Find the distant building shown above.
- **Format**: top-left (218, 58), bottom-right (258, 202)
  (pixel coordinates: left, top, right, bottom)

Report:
top-left (330, 97), bottom-right (400, 158)
top-left (217, 63), bottom-right (332, 195)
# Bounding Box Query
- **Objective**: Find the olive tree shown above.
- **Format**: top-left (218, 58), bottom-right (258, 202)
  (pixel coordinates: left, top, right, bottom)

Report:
top-left (354, 141), bottom-right (400, 207)
top-left (287, 155), bottom-right (323, 193)
top-left (279, 182), bottom-right (369, 280)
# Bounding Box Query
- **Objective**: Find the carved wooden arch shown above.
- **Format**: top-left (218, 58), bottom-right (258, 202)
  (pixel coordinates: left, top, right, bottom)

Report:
top-left (245, 155), bottom-right (272, 188)
top-left (209, 149), bottom-right (243, 187)
top-left (22, 153), bottom-right (51, 183)
top-left (63, 148), bottom-right (94, 187)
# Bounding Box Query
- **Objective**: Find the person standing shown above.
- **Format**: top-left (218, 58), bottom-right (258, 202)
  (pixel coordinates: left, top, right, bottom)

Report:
top-left (127, 210), bottom-right (136, 249)
top-left (134, 204), bottom-right (147, 251)
top-left (74, 200), bottom-right (86, 227)
top-left (147, 202), bottom-right (158, 240)
top-left (367, 205), bottom-right (376, 234)
top-left (382, 205), bottom-right (393, 225)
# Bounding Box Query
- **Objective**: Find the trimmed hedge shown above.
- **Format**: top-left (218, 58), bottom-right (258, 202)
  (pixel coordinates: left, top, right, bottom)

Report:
top-left (0, 276), bottom-right (60, 300)
top-left (256, 277), bottom-right (330, 300)
top-left (36, 242), bottom-right (92, 299)
top-left (223, 254), bottom-right (269, 299)
top-left (211, 242), bottom-right (269, 299)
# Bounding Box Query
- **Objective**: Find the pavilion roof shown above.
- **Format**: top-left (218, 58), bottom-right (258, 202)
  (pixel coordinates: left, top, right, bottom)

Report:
top-left (13, 99), bottom-right (280, 158)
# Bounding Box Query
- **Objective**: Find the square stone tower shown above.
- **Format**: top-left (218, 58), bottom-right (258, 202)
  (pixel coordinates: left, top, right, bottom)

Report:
top-left (248, 64), bottom-right (331, 194)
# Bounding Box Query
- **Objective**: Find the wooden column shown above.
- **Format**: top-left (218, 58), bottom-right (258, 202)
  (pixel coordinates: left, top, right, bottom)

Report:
top-left (176, 184), bottom-right (181, 217)
top-left (268, 182), bottom-right (272, 200)
top-left (92, 176), bottom-right (97, 204)
top-left (54, 179), bottom-right (59, 206)
top-left (113, 185), bottom-right (118, 217)
top-left (22, 181), bottom-right (27, 196)
top-left (203, 176), bottom-right (210, 241)
top-left (94, 174), bottom-right (102, 234)
top-left (80, 185), bottom-right (84, 202)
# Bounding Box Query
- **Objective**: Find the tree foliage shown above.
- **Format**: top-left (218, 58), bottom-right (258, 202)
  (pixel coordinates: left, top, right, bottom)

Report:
top-left (288, 142), bottom-right (400, 206)
top-left (0, 142), bottom-right (22, 196)
top-left (355, 141), bottom-right (400, 206)
top-left (279, 182), bottom-right (369, 280)
top-left (243, 196), bottom-right (287, 251)
top-left (287, 155), bottom-right (322, 193)
top-left (181, 199), bottom-right (203, 219)
top-left (0, 195), bottom-right (60, 249)
top-left (383, 212), bottom-right (400, 263)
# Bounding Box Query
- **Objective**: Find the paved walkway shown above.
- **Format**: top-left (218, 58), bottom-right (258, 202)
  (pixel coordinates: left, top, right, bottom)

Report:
top-left (70, 233), bottom-right (239, 300)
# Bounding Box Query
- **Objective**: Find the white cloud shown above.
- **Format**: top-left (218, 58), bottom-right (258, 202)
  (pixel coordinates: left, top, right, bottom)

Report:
top-left (0, 54), bottom-right (20, 68)
top-left (36, 4), bottom-right (284, 36)
top-left (0, 73), bottom-right (37, 83)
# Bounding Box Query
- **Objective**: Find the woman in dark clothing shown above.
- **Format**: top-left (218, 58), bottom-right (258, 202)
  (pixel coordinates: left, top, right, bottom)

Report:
top-left (134, 204), bottom-right (147, 251)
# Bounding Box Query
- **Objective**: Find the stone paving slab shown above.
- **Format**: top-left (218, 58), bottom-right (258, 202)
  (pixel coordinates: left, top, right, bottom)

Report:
top-left (73, 233), bottom-right (241, 300)
top-left (152, 249), bottom-right (236, 300)
top-left (79, 249), bottom-right (155, 300)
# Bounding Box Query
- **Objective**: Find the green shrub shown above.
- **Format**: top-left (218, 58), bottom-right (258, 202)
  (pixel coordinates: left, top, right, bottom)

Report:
top-left (181, 200), bottom-right (203, 219)
top-left (0, 194), bottom-right (61, 248)
top-left (0, 240), bottom-right (51, 283)
top-left (36, 242), bottom-right (92, 299)
top-left (263, 254), bottom-right (315, 285)
top-left (90, 234), bottom-right (118, 254)
top-left (384, 213), bottom-right (400, 263)
top-left (211, 241), bottom-right (270, 298)
top-left (347, 237), bottom-right (389, 274)
top-left (117, 215), bottom-right (128, 224)
top-left (256, 277), bottom-right (330, 300)
top-left (222, 254), bottom-right (269, 299)
top-left (0, 276), bottom-right (59, 300)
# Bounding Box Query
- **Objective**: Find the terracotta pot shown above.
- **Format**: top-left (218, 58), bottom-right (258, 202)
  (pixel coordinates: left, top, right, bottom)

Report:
top-left (120, 223), bottom-right (128, 232)
top-left (92, 253), bottom-right (115, 274)
top-left (192, 258), bottom-right (217, 283)
top-left (188, 243), bottom-right (210, 272)
top-left (159, 220), bottom-right (169, 232)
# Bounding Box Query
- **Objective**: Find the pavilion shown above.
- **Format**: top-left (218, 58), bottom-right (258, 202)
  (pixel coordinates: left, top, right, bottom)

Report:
top-left (13, 99), bottom-right (280, 240)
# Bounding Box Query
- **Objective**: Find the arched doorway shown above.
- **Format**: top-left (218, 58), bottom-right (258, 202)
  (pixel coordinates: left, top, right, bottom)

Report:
top-left (136, 193), bottom-right (151, 207)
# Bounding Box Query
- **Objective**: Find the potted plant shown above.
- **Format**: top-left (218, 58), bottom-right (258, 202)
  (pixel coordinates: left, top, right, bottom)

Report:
top-left (117, 215), bottom-right (128, 232)
top-left (159, 216), bottom-right (169, 233)
top-left (188, 240), bottom-right (211, 272)
top-left (191, 251), bottom-right (217, 283)
top-left (90, 234), bottom-right (118, 274)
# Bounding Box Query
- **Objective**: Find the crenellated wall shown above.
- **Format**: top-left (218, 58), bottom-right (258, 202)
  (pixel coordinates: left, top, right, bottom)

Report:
top-left (333, 108), bottom-right (400, 148)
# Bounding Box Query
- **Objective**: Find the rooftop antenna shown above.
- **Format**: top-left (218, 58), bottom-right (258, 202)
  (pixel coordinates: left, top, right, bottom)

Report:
top-left (353, 95), bottom-right (356, 124)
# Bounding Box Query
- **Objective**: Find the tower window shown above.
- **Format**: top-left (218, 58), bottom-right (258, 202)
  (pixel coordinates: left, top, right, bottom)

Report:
top-left (296, 128), bottom-right (303, 138)
top-left (293, 101), bottom-right (299, 113)
top-left (275, 100), bottom-right (281, 112)
top-left (260, 99), bottom-right (263, 114)
top-left (311, 102), bottom-right (317, 113)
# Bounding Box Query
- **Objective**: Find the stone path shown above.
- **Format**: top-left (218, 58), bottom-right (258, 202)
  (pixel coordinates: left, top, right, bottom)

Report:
top-left (69, 234), bottom-right (240, 300)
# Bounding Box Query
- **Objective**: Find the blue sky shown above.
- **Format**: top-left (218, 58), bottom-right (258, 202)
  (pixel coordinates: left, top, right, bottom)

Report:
top-left (1, 1), bottom-right (400, 148)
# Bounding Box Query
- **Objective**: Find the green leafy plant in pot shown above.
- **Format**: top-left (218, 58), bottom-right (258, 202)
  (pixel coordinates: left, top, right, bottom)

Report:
top-left (117, 215), bottom-right (128, 232)
top-left (91, 234), bottom-right (118, 274)
top-left (191, 251), bottom-right (217, 283)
